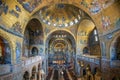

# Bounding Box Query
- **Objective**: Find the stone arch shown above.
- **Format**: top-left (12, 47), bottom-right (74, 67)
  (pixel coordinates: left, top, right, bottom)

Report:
top-left (83, 47), bottom-right (89, 54)
top-left (45, 29), bottom-right (76, 42)
top-left (110, 31), bottom-right (120, 60)
top-left (31, 66), bottom-right (37, 80)
top-left (77, 19), bottom-right (96, 55)
top-left (23, 18), bottom-right (44, 57)
top-left (46, 30), bottom-right (76, 46)
top-left (21, 0), bottom-right (107, 43)
top-left (86, 64), bottom-right (91, 71)
top-left (31, 47), bottom-right (39, 56)
top-left (23, 71), bottom-right (30, 80)
top-left (31, 0), bottom-right (97, 25)
top-left (50, 39), bottom-right (71, 53)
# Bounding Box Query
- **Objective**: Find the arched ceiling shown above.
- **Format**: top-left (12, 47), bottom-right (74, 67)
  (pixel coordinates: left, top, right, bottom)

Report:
top-left (25, 19), bottom-right (43, 38)
top-left (26, 18), bottom-right (42, 30)
top-left (39, 4), bottom-right (82, 28)
top-left (46, 30), bottom-right (76, 48)
top-left (23, 0), bottom-right (115, 16)
top-left (0, 0), bottom-right (119, 38)
top-left (53, 40), bottom-right (67, 52)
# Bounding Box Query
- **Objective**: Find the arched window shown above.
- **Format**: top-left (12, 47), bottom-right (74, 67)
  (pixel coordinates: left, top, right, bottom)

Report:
top-left (31, 47), bottom-right (38, 56)
top-left (88, 28), bottom-right (100, 55)
top-left (94, 29), bottom-right (98, 42)
top-left (83, 47), bottom-right (89, 54)
top-left (89, 28), bottom-right (99, 45)
top-left (23, 71), bottom-right (29, 80)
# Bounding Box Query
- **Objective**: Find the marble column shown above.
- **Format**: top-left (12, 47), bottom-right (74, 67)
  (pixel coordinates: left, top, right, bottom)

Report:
top-left (38, 70), bottom-right (41, 80)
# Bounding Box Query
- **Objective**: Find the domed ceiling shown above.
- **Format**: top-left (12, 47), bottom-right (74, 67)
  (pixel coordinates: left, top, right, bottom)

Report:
top-left (39, 4), bottom-right (81, 28)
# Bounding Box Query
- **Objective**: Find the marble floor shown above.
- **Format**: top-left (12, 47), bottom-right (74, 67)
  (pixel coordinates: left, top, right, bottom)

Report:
top-left (46, 68), bottom-right (77, 80)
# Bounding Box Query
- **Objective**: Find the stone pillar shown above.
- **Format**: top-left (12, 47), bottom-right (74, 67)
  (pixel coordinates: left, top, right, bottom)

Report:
top-left (38, 70), bottom-right (41, 80)
top-left (86, 70), bottom-right (94, 80)
top-left (41, 74), bottom-right (45, 80)
top-left (46, 54), bottom-right (48, 76)
top-left (31, 72), bottom-right (37, 80)
top-left (94, 68), bottom-right (102, 80)
top-left (74, 55), bottom-right (79, 76)
top-left (23, 72), bottom-right (30, 80)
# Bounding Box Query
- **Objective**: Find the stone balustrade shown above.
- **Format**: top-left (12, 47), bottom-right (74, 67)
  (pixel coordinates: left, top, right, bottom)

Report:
top-left (22, 56), bottom-right (42, 67)
top-left (0, 64), bottom-right (11, 76)
top-left (78, 55), bottom-right (100, 65)
top-left (0, 56), bottom-right (42, 80)
top-left (0, 73), bottom-right (13, 80)
top-left (110, 60), bottom-right (120, 67)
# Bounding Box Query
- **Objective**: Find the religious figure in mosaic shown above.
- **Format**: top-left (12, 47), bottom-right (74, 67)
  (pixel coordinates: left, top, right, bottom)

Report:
top-left (89, 0), bottom-right (101, 14)
top-left (0, 1), bottom-right (8, 16)
top-left (17, 0), bottom-right (42, 12)
top-left (101, 16), bottom-right (111, 30)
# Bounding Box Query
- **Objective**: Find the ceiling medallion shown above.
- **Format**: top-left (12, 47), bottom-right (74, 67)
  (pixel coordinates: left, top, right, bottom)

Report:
top-left (39, 4), bottom-right (82, 28)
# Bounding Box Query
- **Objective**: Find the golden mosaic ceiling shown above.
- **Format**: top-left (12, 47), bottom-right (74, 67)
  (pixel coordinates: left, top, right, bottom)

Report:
top-left (39, 4), bottom-right (81, 28)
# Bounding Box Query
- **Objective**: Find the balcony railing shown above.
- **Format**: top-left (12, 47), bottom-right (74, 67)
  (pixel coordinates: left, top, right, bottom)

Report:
top-left (0, 64), bottom-right (11, 76)
top-left (22, 56), bottom-right (42, 67)
top-left (110, 60), bottom-right (120, 67)
top-left (77, 55), bottom-right (100, 65)
top-left (0, 56), bottom-right (42, 80)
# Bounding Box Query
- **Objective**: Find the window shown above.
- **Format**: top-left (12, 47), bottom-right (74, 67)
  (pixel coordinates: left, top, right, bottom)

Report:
top-left (94, 29), bottom-right (98, 41)
top-left (95, 36), bottom-right (98, 41)
top-left (94, 29), bottom-right (97, 35)
top-left (31, 47), bottom-right (38, 56)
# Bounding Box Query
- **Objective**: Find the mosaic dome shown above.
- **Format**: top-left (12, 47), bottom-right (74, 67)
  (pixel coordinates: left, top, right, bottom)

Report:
top-left (39, 4), bottom-right (81, 28)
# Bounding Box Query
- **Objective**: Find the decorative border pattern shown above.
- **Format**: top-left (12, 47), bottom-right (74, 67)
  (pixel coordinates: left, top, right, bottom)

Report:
top-left (0, 25), bottom-right (23, 38)
top-left (103, 27), bottom-right (120, 38)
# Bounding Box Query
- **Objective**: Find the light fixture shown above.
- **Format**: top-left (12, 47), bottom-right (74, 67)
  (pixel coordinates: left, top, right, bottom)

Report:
top-left (54, 23), bottom-right (57, 26)
top-left (43, 20), bottom-right (46, 23)
top-left (48, 22), bottom-right (51, 25)
top-left (75, 19), bottom-right (78, 23)
top-left (65, 23), bottom-right (68, 27)
top-left (70, 21), bottom-right (74, 26)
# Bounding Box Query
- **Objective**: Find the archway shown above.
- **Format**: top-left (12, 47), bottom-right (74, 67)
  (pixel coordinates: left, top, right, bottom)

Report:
top-left (83, 47), bottom-right (89, 54)
top-left (45, 30), bottom-right (76, 78)
top-left (46, 30), bottom-right (76, 65)
top-left (23, 18), bottom-right (44, 57)
top-left (23, 71), bottom-right (29, 80)
top-left (31, 66), bottom-right (37, 80)
top-left (110, 35), bottom-right (120, 60)
top-left (88, 28), bottom-right (101, 56)
top-left (77, 19), bottom-right (101, 56)
top-left (0, 36), bottom-right (11, 64)
top-left (31, 47), bottom-right (39, 56)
